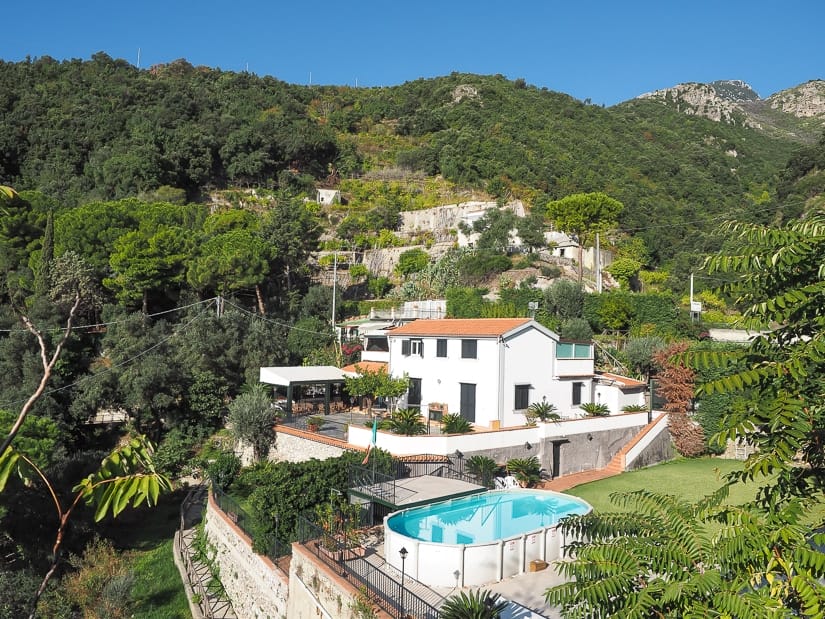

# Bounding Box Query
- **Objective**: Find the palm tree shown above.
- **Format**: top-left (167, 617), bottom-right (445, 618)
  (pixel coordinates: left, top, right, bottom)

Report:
top-left (388, 408), bottom-right (427, 436)
top-left (440, 589), bottom-right (508, 619)
top-left (466, 455), bottom-right (500, 487)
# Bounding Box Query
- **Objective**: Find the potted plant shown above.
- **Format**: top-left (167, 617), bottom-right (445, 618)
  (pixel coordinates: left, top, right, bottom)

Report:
top-left (314, 500), bottom-right (365, 561)
top-left (441, 413), bottom-right (473, 434)
top-left (506, 456), bottom-right (542, 488)
top-left (525, 400), bottom-right (560, 426)
top-left (579, 402), bottom-right (610, 417)
top-left (307, 415), bottom-right (325, 432)
top-left (465, 455), bottom-right (501, 487)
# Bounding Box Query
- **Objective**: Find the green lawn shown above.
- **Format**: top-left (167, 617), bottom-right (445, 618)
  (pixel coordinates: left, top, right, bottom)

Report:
top-left (565, 457), bottom-right (825, 528)
top-left (564, 457), bottom-right (762, 513)
top-left (103, 489), bottom-right (191, 618)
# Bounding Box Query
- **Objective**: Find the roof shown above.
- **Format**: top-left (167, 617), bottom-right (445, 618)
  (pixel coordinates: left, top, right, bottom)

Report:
top-left (259, 366), bottom-right (351, 386)
top-left (340, 361), bottom-right (388, 374)
top-left (387, 318), bottom-right (533, 338)
top-left (597, 372), bottom-right (647, 389)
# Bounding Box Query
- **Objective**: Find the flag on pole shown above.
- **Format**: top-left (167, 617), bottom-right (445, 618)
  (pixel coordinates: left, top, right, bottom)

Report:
top-left (362, 416), bottom-right (378, 464)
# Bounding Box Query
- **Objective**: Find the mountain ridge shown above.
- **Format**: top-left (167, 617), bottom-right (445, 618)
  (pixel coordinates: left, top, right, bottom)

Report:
top-left (633, 79), bottom-right (825, 142)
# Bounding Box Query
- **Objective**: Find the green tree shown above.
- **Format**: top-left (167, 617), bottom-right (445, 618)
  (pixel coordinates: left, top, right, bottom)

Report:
top-left (547, 212), bottom-right (825, 617)
top-left (546, 192), bottom-right (623, 281)
top-left (228, 385), bottom-right (277, 463)
top-left (559, 317), bottom-right (593, 340)
top-left (625, 335), bottom-right (666, 380)
top-left (395, 248), bottom-right (430, 278)
top-left (605, 257), bottom-right (642, 290)
top-left (105, 225), bottom-right (193, 313)
top-left (344, 366), bottom-right (409, 414)
top-left (187, 228), bottom-right (271, 313)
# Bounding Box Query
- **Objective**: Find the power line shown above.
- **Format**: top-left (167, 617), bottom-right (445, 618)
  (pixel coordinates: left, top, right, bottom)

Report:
top-left (0, 297), bottom-right (218, 334)
top-left (0, 299), bottom-right (217, 410)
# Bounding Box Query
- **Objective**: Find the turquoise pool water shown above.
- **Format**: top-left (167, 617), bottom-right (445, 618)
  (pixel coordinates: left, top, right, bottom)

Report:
top-left (386, 490), bottom-right (590, 544)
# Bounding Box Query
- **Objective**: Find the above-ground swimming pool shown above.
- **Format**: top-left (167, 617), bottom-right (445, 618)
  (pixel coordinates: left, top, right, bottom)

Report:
top-left (384, 490), bottom-right (591, 587)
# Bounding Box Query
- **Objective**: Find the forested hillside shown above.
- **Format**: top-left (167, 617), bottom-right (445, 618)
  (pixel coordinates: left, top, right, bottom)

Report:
top-left (0, 54), bottom-right (812, 269)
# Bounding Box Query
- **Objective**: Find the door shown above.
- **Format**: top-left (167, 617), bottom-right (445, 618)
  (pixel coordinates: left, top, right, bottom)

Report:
top-left (459, 383), bottom-right (476, 422)
top-left (407, 378), bottom-right (422, 408)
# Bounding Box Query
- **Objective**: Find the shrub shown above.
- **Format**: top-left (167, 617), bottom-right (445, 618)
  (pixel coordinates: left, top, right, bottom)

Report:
top-left (579, 402), bottom-right (610, 417)
top-left (525, 401), bottom-right (560, 425)
top-left (621, 404), bottom-right (647, 412)
top-left (441, 413), bottom-right (473, 434)
top-left (441, 589), bottom-right (508, 619)
top-left (388, 408), bottom-right (427, 436)
top-left (540, 264), bottom-right (562, 279)
top-left (506, 456), bottom-right (542, 487)
top-left (207, 452), bottom-right (241, 491)
top-left (228, 385), bottom-right (278, 462)
top-left (465, 455), bottom-right (500, 487)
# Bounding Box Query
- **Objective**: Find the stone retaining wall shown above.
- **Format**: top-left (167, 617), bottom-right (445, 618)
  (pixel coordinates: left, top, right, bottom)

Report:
top-left (271, 430), bottom-right (347, 463)
top-left (204, 491), bottom-right (289, 619)
top-left (287, 543), bottom-right (385, 619)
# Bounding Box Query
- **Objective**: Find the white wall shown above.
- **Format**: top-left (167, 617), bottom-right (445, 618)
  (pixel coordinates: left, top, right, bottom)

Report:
top-left (593, 384), bottom-right (646, 414)
top-left (390, 336), bottom-right (501, 426)
top-left (348, 411), bottom-right (653, 456)
top-left (500, 327), bottom-right (556, 425)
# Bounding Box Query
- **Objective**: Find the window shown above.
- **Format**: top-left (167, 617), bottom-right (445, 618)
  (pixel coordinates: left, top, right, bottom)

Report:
top-left (436, 338), bottom-right (447, 358)
top-left (366, 336), bottom-right (389, 352)
top-left (410, 339), bottom-right (423, 357)
top-left (459, 383), bottom-right (476, 422)
top-left (557, 342), bottom-right (592, 359)
top-left (572, 381), bottom-right (583, 406)
top-left (401, 339), bottom-right (411, 356)
top-left (514, 385), bottom-right (530, 410)
top-left (461, 339), bottom-right (477, 359)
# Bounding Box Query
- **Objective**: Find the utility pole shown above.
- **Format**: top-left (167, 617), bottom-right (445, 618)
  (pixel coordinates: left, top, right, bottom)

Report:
top-left (331, 252), bottom-right (338, 339)
top-left (595, 232), bottom-right (602, 293)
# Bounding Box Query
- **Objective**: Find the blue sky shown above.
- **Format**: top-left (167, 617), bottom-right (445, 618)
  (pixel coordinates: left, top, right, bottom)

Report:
top-left (2, 1), bottom-right (822, 106)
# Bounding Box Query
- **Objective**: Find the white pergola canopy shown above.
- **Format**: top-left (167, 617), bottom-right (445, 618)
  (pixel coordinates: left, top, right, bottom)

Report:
top-left (259, 366), bottom-right (354, 386)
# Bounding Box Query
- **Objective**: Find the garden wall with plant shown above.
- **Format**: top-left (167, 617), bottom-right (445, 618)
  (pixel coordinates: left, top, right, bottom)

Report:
top-left (204, 491), bottom-right (289, 618)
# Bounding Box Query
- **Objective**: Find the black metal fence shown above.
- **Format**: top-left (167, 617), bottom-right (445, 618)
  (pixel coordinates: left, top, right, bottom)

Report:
top-left (287, 415), bottom-right (350, 440)
top-left (296, 514), bottom-right (440, 619)
top-left (211, 486), bottom-right (287, 561)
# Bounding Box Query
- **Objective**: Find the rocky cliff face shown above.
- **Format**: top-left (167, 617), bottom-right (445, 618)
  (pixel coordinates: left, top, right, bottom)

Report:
top-left (767, 81), bottom-right (825, 118)
top-left (635, 79), bottom-right (825, 141)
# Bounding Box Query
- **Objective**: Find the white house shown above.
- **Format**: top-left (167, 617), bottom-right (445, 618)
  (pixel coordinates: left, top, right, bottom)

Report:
top-left (594, 372), bottom-right (647, 412)
top-left (386, 318), bottom-right (597, 427)
top-left (315, 188), bottom-right (341, 205)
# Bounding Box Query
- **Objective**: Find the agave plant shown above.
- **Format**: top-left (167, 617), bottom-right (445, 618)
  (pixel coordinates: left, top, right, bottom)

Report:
top-left (506, 456), bottom-right (542, 487)
top-left (440, 589), bottom-right (508, 619)
top-left (580, 402), bottom-right (610, 417)
top-left (525, 400), bottom-right (560, 425)
top-left (441, 412), bottom-right (473, 434)
top-left (388, 408), bottom-right (427, 436)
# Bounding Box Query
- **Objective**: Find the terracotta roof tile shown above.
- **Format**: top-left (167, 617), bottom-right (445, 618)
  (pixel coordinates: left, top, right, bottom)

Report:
top-left (387, 318), bottom-right (532, 338)
top-left (598, 372), bottom-right (647, 388)
top-left (340, 361), bottom-right (388, 374)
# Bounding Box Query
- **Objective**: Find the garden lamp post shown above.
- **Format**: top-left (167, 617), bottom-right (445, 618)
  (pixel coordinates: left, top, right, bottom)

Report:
top-left (399, 546), bottom-right (408, 618)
